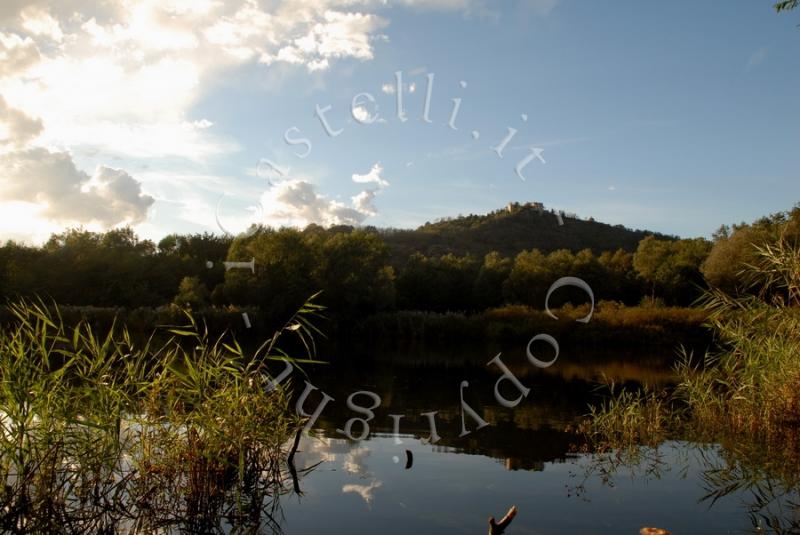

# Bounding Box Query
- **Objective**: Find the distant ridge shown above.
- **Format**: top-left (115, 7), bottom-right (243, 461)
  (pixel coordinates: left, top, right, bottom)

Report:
top-left (379, 201), bottom-right (675, 263)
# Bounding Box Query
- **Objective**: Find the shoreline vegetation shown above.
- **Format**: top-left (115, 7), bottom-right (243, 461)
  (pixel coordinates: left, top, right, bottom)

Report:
top-left (0, 297), bottom-right (322, 532)
top-left (583, 231), bottom-right (800, 444)
top-left (579, 225), bottom-right (800, 531)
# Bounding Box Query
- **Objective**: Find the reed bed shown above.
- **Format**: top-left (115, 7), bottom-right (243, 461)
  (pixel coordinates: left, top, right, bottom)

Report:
top-left (0, 296), bottom-right (323, 533)
top-left (584, 233), bottom-right (800, 446)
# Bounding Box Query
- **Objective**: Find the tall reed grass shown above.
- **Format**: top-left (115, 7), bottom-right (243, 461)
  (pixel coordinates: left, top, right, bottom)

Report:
top-left (0, 296), bottom-right (323, 532)
top-left (585, 233), bottom-right (800, 446)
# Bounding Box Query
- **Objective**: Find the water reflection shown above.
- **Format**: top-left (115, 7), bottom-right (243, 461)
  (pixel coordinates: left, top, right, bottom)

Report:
top-left (279, 356), bottom-right (800, 534)
top-left (3, 349), bottom-right (798, 533)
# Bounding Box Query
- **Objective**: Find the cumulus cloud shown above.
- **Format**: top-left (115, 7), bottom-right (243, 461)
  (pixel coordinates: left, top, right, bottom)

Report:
top-left (352, 189), bottom-right (378, 216)
top-left (20, 6), bottom-right (63, 42)
top-left (0, 31), bottom-right (40, 77)
top-left (261, 180), bottom-right (372, 227)
top-left (267, 10), bottom-right (389, 72)
top-left (0, 0), bottom-right (492, 238)
top-left (0, 76), bottom-right (153, 232)
top-left (0, 1), bottom-right (392, 163)
top-left (253, 161), bottom-right (391, 228)
top-left (349, 163), bottom-right (389, 218)
top-left (352, 163), bottom-right (389, 187)
top-left (0, 95), bottom-right (42, 148)
top-left (0, 147), bottom-right (154, 226)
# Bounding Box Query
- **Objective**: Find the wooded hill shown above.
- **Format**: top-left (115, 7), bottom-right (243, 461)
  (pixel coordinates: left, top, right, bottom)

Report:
top-left (379, 202), bottom-right (675, 265)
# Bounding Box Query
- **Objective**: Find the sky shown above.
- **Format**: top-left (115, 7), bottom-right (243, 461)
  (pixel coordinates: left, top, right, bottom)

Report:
top-left (0, 0), bottom-right (798, 244)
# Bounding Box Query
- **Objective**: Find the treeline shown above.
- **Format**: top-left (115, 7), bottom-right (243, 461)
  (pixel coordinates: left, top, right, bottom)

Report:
top-left (379, 202), bottom-right (676, 264)
top-left (0, 229), bottom-right (230, 308)
top-left (1, 204), bottom-right (797, 327)
top-left (0, 227), bottom-right (695, 320)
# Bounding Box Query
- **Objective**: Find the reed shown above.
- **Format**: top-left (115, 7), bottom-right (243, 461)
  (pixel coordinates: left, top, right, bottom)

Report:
top-left (578, 377), bottom-right (677, 454)
top-left (584, 233), bottom-right (800, 446)
top-left (0, 295), bottom-right (323, 532)
top-left (675, 233), bottom-right (800, 434)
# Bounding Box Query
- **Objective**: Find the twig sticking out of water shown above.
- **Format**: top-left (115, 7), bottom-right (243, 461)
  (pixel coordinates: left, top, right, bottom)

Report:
top-left (488, 505), bottom-right (517, 534)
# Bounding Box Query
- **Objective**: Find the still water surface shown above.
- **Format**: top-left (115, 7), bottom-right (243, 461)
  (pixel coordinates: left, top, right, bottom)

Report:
top-left (278, 351), bottom-right (800, 534)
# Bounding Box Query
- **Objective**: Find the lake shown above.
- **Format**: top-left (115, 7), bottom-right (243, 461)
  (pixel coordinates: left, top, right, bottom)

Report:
top-left (2, 339), bottom-right (797, 534)
top-left (276, 347), bottom-right (800, 534)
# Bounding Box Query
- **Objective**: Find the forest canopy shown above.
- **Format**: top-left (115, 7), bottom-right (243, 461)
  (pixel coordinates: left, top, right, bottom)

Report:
top-left (1, 203), bottom-right (797, 324)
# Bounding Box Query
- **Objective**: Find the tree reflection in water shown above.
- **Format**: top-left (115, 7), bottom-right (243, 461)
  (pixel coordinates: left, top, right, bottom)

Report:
top-left (571, 432), bottom-right (800, 534)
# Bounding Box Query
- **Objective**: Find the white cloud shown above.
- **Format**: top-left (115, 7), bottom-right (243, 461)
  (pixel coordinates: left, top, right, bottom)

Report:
top-left (343, 447), bottom-right (371, 476)
top-left (0, 50), bottom-right (234, 160)
top-left (0, 0), bottom-right (399, 165)
top-left (270, 10), bottom-right (389, 72)
top-left (0, 201), bottom-right (64, 244)
top-left (0, 0), bottom-right (499, 240)
top-left (342, 480), bottom-right (382, 506)
top-left (381, 80), bottom-right (418, 94)
top-left (0, 68), bottom-right (155, 236)
top-left (352, 104), bottom-right (372, 122)
top-left (0, 147), bottom-right (154, 226)
top-left (0, 31), bottom-right (40, 77)
top-left (202, 2), bottom-right (391, 70)
top-left (260, 179), bottom-right (376, 227)
top-left (20, 6), bottom-right (63, 42)
top-left (352, 163), bottom-right (389, 187)
top-left (0, 95), bottom-right (42, 148)
top-left (352, 189), bottom-right (378, 216)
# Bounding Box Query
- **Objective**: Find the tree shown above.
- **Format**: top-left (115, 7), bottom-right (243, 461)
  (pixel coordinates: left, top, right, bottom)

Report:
top-left (634, 236), bottom-right (711, 305)
top-left (313, 230), bottom-right (395, 318)
top-left (703, 205), bottom-right (800, 294)
top-left (474, 252), bottom-right (512, 309)
top-left (157, 234), bottom-right (179, 255)
top-left (396, 253), bottom-right (479, 311)
top-left (503, 249), bottom-right (551, 306)
top-left (597, 249), bottom-right (641, 304)
top-left (174, 276), bottom-right (209, 308)
top-left (223, 228), bottom-right (319, 322)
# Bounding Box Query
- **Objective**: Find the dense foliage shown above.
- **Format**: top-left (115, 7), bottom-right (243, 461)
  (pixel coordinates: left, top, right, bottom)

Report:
top-left (1, 204), bottom-right (797, 327)
top-left (0, 205), bottom-right (701, 313)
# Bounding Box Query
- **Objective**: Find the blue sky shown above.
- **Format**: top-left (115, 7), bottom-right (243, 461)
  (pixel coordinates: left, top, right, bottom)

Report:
top-left (0, 0), bottom-right (798, 243)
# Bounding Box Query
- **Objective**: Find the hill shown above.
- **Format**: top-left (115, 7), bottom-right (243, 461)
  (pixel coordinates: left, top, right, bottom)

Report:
top-left (379, 201), bottom-right (675, 264)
